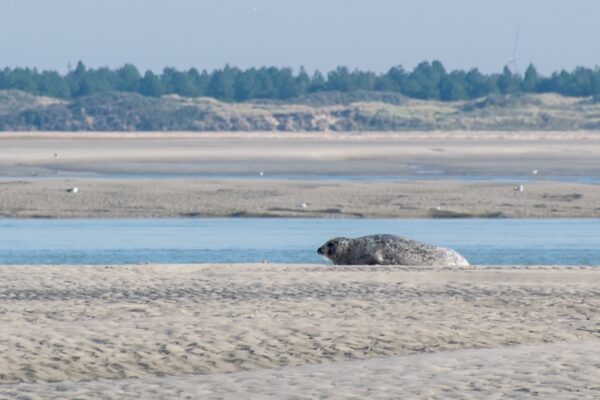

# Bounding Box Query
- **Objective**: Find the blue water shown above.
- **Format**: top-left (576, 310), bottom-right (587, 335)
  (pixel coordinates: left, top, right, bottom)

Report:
top-left (4, 174), bottom-right (600, 184)
top-left (0, 218), bottom-right (599, 266)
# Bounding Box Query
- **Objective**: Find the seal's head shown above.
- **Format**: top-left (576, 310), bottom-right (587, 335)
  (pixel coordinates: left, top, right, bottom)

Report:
top-left (317, 237), bottom-right (350, 263)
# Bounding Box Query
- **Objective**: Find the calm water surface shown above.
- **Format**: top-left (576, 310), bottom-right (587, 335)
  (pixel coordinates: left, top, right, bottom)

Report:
top-left (3, 174), bottom-right (600, 184)
top-left (0, 218), bottom-right (598, 266)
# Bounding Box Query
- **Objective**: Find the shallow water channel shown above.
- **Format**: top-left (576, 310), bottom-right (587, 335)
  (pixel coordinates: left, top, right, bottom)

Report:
top-left (0, 218), bottom-right (598, 265)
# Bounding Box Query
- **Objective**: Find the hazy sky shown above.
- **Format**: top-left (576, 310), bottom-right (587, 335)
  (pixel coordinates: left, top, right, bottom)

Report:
top-left (1, 0), bottom-right (599, 75)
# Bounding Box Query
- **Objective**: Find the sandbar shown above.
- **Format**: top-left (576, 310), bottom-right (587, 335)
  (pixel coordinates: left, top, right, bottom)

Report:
top-left (0, 265), bottom-right (598, 398)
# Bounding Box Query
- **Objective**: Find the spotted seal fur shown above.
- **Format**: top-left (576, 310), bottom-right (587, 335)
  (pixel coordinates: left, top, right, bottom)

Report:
top-left (317, 234), bottom-right (469, 266)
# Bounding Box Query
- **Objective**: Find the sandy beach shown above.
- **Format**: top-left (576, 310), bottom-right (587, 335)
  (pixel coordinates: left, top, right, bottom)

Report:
top-left (1, 131), bottom-right (600, 218)
top-left (0, 264), bottom-right (598, 399)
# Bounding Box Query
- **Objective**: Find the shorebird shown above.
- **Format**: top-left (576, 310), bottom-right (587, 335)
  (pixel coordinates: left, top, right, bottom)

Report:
top-left (54, 153), bottom-right (59, 159)
top-left (514, 185), bottom-right (524, 193)
top-left (300, 202), bottom-right (308, 209)
top-left (66, 187), bottom-right (78, 194)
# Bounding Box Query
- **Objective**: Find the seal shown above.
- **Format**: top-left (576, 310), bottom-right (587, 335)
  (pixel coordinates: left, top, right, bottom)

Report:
top-left (317, 234), bottom-right (469, 266)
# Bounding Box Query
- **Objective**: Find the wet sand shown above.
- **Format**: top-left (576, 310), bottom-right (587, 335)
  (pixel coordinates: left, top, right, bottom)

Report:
top-left (2, 131), bottom-right (600, 179)
top-left (0, 178), bottom-right (599, 218)
top-left (0, 265), bottom-right (598, 399)
top-left (1, 131), bottom-right (599, 218)
top-left (0, 132), bottom-right (600, 218)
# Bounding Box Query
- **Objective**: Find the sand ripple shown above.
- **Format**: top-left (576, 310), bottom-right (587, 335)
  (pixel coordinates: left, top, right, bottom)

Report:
top-left (2, 342), bottom-right (599, 399)
top-left (0, 265), bottom-right (598, 398)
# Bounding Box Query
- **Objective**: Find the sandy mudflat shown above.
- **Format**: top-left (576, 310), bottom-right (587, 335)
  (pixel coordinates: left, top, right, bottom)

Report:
top-left (0, 265), bottom-right (598, 399)
top-left (0, 178), bottom-right (599, 218)
top-left (2, 131), bottom-right (600, 179)
top-left (1, 131), bottom-right (600, 218)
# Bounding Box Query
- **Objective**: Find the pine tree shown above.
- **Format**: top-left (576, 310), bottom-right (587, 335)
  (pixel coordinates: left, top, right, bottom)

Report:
top-left (139, 71), bottom-right (163, 97)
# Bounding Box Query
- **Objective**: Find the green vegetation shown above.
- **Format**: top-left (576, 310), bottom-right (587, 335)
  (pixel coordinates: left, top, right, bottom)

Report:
top-left (1, 90), bottom-right (599, 131)
top-left (2, 61), bottom-right (600, 102)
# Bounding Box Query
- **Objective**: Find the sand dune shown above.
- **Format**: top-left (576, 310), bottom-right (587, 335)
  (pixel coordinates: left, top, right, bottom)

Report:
top-left (0, 265), bottom-right (598, 398)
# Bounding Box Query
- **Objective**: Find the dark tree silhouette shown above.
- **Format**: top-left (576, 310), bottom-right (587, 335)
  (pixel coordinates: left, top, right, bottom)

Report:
top-left (1, 60), bottom-right (599, 102)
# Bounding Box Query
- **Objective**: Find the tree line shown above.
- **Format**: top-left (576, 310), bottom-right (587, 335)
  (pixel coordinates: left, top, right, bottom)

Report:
top-left (1, 61), bottom-right (600, 102)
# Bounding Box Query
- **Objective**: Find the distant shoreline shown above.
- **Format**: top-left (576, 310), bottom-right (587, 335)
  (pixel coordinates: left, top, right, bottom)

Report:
top-left (3, 130), bottom-right (600, 140)
top-left (3, 91), bottom-right (600, 131)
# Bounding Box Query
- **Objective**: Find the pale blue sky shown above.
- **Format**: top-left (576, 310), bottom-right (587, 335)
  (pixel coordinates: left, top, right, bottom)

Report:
top-left (0, 0), bottom-right (598, 75)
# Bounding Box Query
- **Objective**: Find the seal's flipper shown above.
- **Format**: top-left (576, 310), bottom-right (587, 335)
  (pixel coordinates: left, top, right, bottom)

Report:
top-left (367, 252), bottom-right (385, 265)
